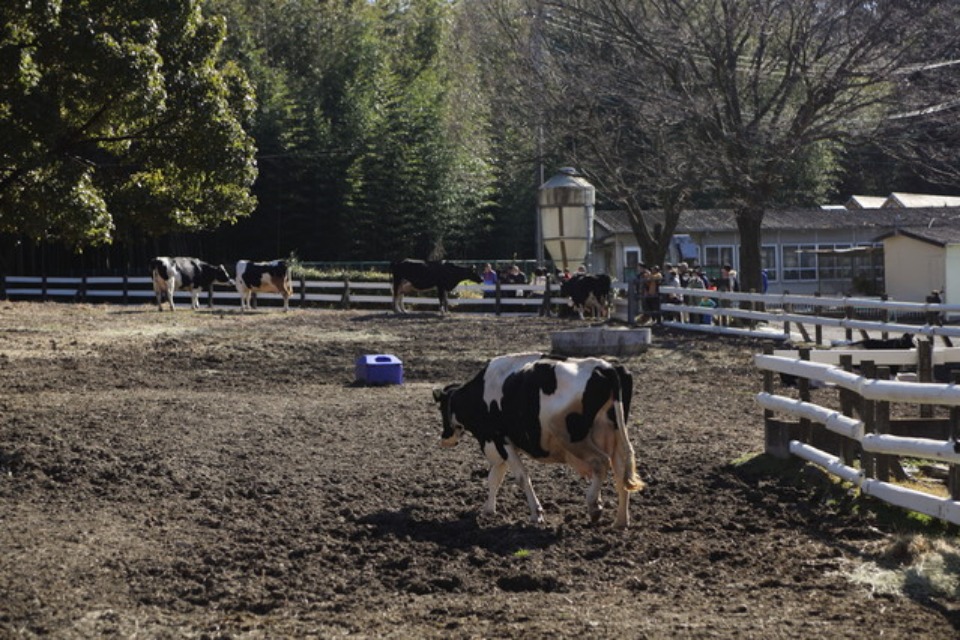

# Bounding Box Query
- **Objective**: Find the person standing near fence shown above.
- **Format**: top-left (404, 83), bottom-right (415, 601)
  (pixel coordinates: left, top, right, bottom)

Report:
top-left (661, 263), bottom-right (681, 321)
top-left (482, 263), bottom-right (498, 298)
top-left (685, 268), bottom-right (705, 324)
top-left (716, 264), bottom-right (739, 326)
top-left (640, 265), bottom-right (663, 324)
top-left (502, 264), bottom-right (527, 297)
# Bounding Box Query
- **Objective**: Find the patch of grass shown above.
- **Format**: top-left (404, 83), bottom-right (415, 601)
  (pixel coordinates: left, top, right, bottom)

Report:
top-left (512, 549), bottom-right (531, 559)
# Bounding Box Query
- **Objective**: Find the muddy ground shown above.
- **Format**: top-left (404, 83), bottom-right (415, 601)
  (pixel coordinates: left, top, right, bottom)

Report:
top-left (1, 301), bottom-right (959, 638)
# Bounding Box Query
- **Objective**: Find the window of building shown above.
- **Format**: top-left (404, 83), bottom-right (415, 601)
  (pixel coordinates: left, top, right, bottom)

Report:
top-left (704, 245), bottom-right (736, 270)
top-left (623, 248), bottom-right (641, 282)
top-left (818, 244), bottom-right (852, 280)
top-left (761, 245), bottom-right (778, 282)
top-left (781, 244), bottom-right (818, 281)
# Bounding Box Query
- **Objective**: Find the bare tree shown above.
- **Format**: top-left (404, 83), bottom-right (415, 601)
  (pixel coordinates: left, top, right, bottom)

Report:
top-left (533, 0), bottom-right (956, 291)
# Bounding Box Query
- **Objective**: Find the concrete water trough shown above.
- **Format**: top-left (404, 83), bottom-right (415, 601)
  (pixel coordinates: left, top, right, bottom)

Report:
top-left (551, 326), bottom-right (652, 357)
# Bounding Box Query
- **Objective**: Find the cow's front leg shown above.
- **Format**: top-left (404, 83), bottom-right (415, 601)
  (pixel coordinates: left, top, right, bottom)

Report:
top-left (586, 473), bottom-right (603, 524)
top-left (191, 290), bottom-right (201, 310)
top-left (483, 459), bottom-right (509, 516)
top-left (503, 446), bottom-right (544, 524)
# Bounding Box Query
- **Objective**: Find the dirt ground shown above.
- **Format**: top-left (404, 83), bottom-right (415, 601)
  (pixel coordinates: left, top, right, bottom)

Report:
top-left (1, 301), bottom-right (959, 638)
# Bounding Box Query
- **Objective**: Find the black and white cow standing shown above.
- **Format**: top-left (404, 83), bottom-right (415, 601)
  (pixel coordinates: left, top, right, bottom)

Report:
top-left (235, 259), bottom-right (293, 312)
top-left (390, 259), bottom-right (482, 315)
top-left (560, 273), bottom-right (612, 319)
top-left (150, 256), bottom-right (234, 312)
top-left (433, 353), bottom-right (645, 528)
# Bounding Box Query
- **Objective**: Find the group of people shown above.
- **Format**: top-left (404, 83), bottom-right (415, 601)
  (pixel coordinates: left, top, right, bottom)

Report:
top-left (481, 263), bottom-right (587, 298)
top-left (482, 263), bottom-right (534, 298)
top-left (636, 261), bottom-right (741, 325)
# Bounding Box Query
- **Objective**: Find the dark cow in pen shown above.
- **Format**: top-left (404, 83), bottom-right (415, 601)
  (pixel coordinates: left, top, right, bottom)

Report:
top-left (779, 333), bottom-right (916, 387)
top-left (150, 256), bottom-right (233, 312)
top-left (845, 333), bottom-right (916, 350)
top-left (433, 353), bottom-right (645, 528)
top-left (236, 260), bottom-right (293, 312)
top-left (391, 259), bottom-right (482, 315)
top-left (560, 273), bottom-right (613, 319)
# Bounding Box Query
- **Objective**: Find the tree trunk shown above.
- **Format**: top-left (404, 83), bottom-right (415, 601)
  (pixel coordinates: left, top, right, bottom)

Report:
top-left (735, 206), bottom-right (764, 294)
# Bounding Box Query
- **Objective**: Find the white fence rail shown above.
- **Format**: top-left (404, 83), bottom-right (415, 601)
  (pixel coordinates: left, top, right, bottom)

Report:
top-left (659, 286), bottom-right (960, 344)
top-left (755, 343), bottom-right (960, 525)
top-left (1, 274), bottom-right (613, 314)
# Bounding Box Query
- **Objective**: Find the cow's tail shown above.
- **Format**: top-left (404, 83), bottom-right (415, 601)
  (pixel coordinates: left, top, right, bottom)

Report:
top-left (149, 258), bottom-right (164, 280)
top-left (610, 368), bottom-right (644, 493)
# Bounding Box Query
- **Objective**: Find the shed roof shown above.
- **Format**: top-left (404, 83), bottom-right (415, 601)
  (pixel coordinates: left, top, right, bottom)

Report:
top-left (884, 192), bottom-right (960, 208)
top-left (874, 226), bottom-right (960, 247)
top-left (846, 195), bottom-right (887, 209)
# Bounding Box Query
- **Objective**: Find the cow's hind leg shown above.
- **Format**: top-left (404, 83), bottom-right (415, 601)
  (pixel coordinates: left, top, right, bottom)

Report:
top-left (165, 280), bottom-right (176, 312)
top-left (584, 458), bottom-right (609, 524)
top-left (438, 289), bottom-right (448, 315)
top-left (613, 485), bottom-right (630, 529)
top-left (391, 286), bottom-right (405, 314)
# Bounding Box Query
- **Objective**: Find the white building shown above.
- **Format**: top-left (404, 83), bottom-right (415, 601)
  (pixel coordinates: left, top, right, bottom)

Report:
top-left (592, 207), bottom-right (960, 300)
top-left (875, 226), bottom-right (960, 305)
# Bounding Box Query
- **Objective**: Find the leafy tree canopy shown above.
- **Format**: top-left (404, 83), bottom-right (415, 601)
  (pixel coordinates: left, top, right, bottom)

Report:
top-left (0, 0), bottom-right (257, 246)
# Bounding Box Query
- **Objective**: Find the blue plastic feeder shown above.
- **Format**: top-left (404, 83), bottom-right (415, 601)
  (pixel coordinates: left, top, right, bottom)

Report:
top-left (355, 354), bottom-right (404, 385)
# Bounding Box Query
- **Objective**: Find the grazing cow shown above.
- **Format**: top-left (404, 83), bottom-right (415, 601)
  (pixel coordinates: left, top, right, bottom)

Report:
top-left (560, 273), bottom-right (612, 319)
top-left (391, 259), bottom-right (482, 315)
top-left (150, 256), bottom-right (233, 312)
top-left (433, 353), bottom-right (645, 528)
top-left (236, 260), bottom-right (293, 312)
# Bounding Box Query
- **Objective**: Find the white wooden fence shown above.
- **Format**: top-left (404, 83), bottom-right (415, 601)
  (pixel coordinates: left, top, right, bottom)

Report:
top-left (1, 274), bottom-right (614, 314)
top-left (755, 341), bottom-right (960, 525)
top-left (659, 286), bottom-right (960, 345)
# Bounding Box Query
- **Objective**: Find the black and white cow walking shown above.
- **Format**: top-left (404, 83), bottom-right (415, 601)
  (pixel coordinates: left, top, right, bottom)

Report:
top-left (235, 260), bottom-right (293, 312)
top-left (150, 257), bottom-right (233, 312)
top-left (433, 353), bottom-right (645, 528)
top-left (391, 259), bottom-right (482, 315)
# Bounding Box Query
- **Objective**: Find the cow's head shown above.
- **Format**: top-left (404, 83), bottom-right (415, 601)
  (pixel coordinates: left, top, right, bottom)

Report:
top-left (433, 383), bottom-right (464, 447)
